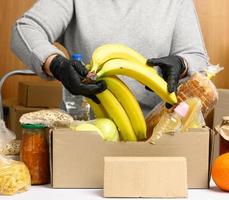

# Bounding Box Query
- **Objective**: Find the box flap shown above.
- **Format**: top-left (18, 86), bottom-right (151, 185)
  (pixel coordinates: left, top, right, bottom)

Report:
top-left (104, 157), bottom-right (188, 198)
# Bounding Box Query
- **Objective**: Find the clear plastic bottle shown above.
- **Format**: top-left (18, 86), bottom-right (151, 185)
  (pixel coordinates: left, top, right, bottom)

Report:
top-left (62, 54), bottom-right (90, 120)
top-left (150, 102), bottom-right (189, 144)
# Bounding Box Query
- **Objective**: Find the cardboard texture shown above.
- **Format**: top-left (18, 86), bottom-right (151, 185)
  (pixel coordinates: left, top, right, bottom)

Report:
top-left (18, 81), bottom-right (62, 108)
top-left (103, 157), bottom-right (188, 198)
top-left (50, 128), bottom-right (212, 189)
top-left (213, 89), bottom-right (229, 160)
top-left (9, 105), bottom-right (41, 139)
top-left (3, 98), bottom-right (42, 138)
top-left (213, 89), bottom-right (229, 126)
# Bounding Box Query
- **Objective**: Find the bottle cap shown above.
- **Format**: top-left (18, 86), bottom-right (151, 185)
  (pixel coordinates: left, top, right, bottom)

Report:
top-left (174, 102), bottom-right (189, 117)
top-left (72, 53), bottom-right (83, 61)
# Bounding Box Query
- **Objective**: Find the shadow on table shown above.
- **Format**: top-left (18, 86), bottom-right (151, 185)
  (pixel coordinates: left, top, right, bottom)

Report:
top-left (210, 186), bottom-right (226, 193)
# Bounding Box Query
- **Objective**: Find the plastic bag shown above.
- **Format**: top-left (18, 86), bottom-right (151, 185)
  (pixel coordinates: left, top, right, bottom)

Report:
top-left (0, 120), bottom-right (15, 152)
top-left (0, 140), bottom-right (20, 156)
top-left (19, 109), bottom-right (74, 128)
top-left (180, 97), bottom-right (206, 132)
top-left (145, 65), bottom-right (222, 138)
top-left (177, 65), bottom-right (223, 117)
top-left (145, 102), bottom-right (170, 139)
top-left (0, 155), bottom-right (31, 195)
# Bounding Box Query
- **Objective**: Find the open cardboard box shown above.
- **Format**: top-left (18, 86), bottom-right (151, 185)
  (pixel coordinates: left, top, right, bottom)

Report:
top-left (49, 127), bottom-right (215, 189)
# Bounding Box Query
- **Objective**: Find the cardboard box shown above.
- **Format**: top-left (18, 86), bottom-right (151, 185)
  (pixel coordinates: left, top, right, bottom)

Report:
top-left (18, 81), bottom-right (62, 108)
top-left (50, 128), bottom-right (214, 189)
top-left (104, 157), bottom-right (188, 198)
top-left (3, 98), bottom-right (42, 138)
top-left (9, 105), bottom-right (41, 139)
top-left (213, 89), bottom-right (229, 160)
top-left (213, 89), bottom-right (229, 126)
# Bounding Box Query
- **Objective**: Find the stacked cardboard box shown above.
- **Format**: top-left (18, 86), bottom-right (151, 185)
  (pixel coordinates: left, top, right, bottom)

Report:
top-left (3, 81), bottom-right (62, 138)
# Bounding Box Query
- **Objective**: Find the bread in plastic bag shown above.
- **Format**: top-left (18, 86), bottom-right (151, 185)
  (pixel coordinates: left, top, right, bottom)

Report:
top-left (0, 155), bottom-right (31, 195)
top-left (177, 65), bottom-right (223, 117)
top-left (145, 65), bottom-right (223, 138)
top-left (19, 109), bottom-right (73, 128)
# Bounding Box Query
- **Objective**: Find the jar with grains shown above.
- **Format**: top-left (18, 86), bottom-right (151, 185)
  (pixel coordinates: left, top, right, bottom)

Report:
top-left (20, 124), bottom-right (50, 185)
top-left (219, 116), bottom-right (229, 155)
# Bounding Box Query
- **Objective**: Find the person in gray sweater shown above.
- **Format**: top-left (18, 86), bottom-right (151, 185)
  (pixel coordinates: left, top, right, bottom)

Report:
top-left (11, 0), bottom-right (209, 116)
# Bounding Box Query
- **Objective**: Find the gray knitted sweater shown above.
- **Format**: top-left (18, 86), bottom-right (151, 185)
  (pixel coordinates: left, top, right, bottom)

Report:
top-left (11, 0), bottom-right (209, 115)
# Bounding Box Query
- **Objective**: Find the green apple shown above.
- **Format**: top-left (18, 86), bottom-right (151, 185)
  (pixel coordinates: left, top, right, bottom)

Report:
top-left (72, 123), bottom-right (105, 140)
top-left (92, 118), bottom-right (120, 142)
top-left (70, 118), bottom-right (119, 142)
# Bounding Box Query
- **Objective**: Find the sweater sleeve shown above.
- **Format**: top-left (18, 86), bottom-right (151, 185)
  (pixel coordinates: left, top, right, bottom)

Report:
top-left (170, 0), bottom-right (209, 76)
top-left (11, 0), bottom-right (74, 79)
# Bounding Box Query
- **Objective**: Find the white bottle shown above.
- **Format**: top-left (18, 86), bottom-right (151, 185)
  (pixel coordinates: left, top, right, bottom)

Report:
top-left (150, 102), bottom-right (189, 144)
top-left (62, 54), bottom-right (90, 120)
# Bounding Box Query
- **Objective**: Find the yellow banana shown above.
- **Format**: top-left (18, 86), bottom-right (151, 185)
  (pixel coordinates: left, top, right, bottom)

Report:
top-left (101, 76), bottom-right (146, 140)
top-left (97, 59), bottom-right (177, 105)
top-left (90, 44), bottom-right (147, 73)
top-left (96, 90), bottom-right (137, 141)
top-left (85, 98), bottom-right (108, 118)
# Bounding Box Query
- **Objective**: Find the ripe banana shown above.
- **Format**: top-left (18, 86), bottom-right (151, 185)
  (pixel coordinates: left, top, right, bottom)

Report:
top-left (90, 44), bottom-right (147, 73)
top-left (85, 97), bottom-right (108, 118)
top-left (96, 59), bottom-right (177, 105)
top-left (101, 76), bottom-right (146, 140)
top-left (96, 90), bottom-right (137, 141)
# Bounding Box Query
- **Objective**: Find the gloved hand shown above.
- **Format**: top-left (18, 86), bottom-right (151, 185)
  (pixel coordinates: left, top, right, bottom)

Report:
top-left (147, 55), bottom-right (186, 93)
top-left (49, 55), bottom-right (106, 103)
top-left (147, 55), bottom-right (187, 108)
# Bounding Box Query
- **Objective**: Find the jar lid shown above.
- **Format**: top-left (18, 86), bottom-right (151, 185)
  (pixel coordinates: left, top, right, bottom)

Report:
top-left (21, 124), bottom-right (46, 129)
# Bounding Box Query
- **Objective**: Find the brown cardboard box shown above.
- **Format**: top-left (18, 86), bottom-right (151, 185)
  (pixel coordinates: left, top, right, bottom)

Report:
top-left (213, 89), bottom-right (229, 160)
top-left (50, 127), bottom-right (214, 189)
top-left (3, 98), bottom-right (42, 138)
top-left (9, 105), bottom-right (41, 139)
top-left (18, 81), bottom-right (62, 108)
top-left (213, 89), bottom-right (229, 126)
top-left (104, 157), bottom-right (188, 198)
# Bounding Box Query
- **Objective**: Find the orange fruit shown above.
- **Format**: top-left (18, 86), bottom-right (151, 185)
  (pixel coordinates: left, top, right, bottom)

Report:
top-left (212, 153), bottom-right (229, 191)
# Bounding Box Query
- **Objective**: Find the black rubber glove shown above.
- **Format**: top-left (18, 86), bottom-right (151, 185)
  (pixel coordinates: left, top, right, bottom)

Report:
top-left (49, 55), bottom-right (106, 103)
top-left (147, 55), bottom-right (186, 108)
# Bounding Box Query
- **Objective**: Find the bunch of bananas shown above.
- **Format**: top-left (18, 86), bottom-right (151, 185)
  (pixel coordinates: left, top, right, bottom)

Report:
top-left (86, 44), bottom-right (177, 141)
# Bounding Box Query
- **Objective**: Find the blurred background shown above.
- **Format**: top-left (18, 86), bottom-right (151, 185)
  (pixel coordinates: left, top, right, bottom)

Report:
top-left (0, 0), bottom-right (228, 100)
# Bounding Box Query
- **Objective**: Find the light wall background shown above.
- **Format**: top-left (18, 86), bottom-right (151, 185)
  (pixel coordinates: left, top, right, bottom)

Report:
top-left (0, 0), bottom-right (228, 99)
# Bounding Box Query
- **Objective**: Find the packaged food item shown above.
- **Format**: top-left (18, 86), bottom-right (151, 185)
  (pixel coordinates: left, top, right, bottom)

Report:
top-left (180, 97), bottom-right (205, 132)
top-left (0, 120), bottom-right (15, 151)
top-left (145, 65), bottom-right (222, 138)
top-left (0, 140), bottom-right (20, 155)
top-left (62, 54), bottom-right (91, 120)
top-left (215, 116), bottom-right (229, 155)
top-left (145, 102), bottom-right (170, 139)
top-left (19, 109), bottom-right (73, 128)
top-left (149, 102), bottom-right (189, 144)
top-left (177, 65), bottom-right (223, 117)
top-left (0, 155), bottom-right (31, 195)
top-left (20, 124), bottom-right (49, 185)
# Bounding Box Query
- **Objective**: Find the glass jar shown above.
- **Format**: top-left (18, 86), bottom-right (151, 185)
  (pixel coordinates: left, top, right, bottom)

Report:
top-left (20, 124), bottom-right (50, 185)
top-left (219, 116), bottom-right (229, 155)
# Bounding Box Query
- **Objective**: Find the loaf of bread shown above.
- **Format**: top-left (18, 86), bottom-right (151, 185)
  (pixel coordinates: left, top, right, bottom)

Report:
top-left (146, 72), bottom-right (218, 138)
top-left (177, 72), bottom-right (218, 117)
